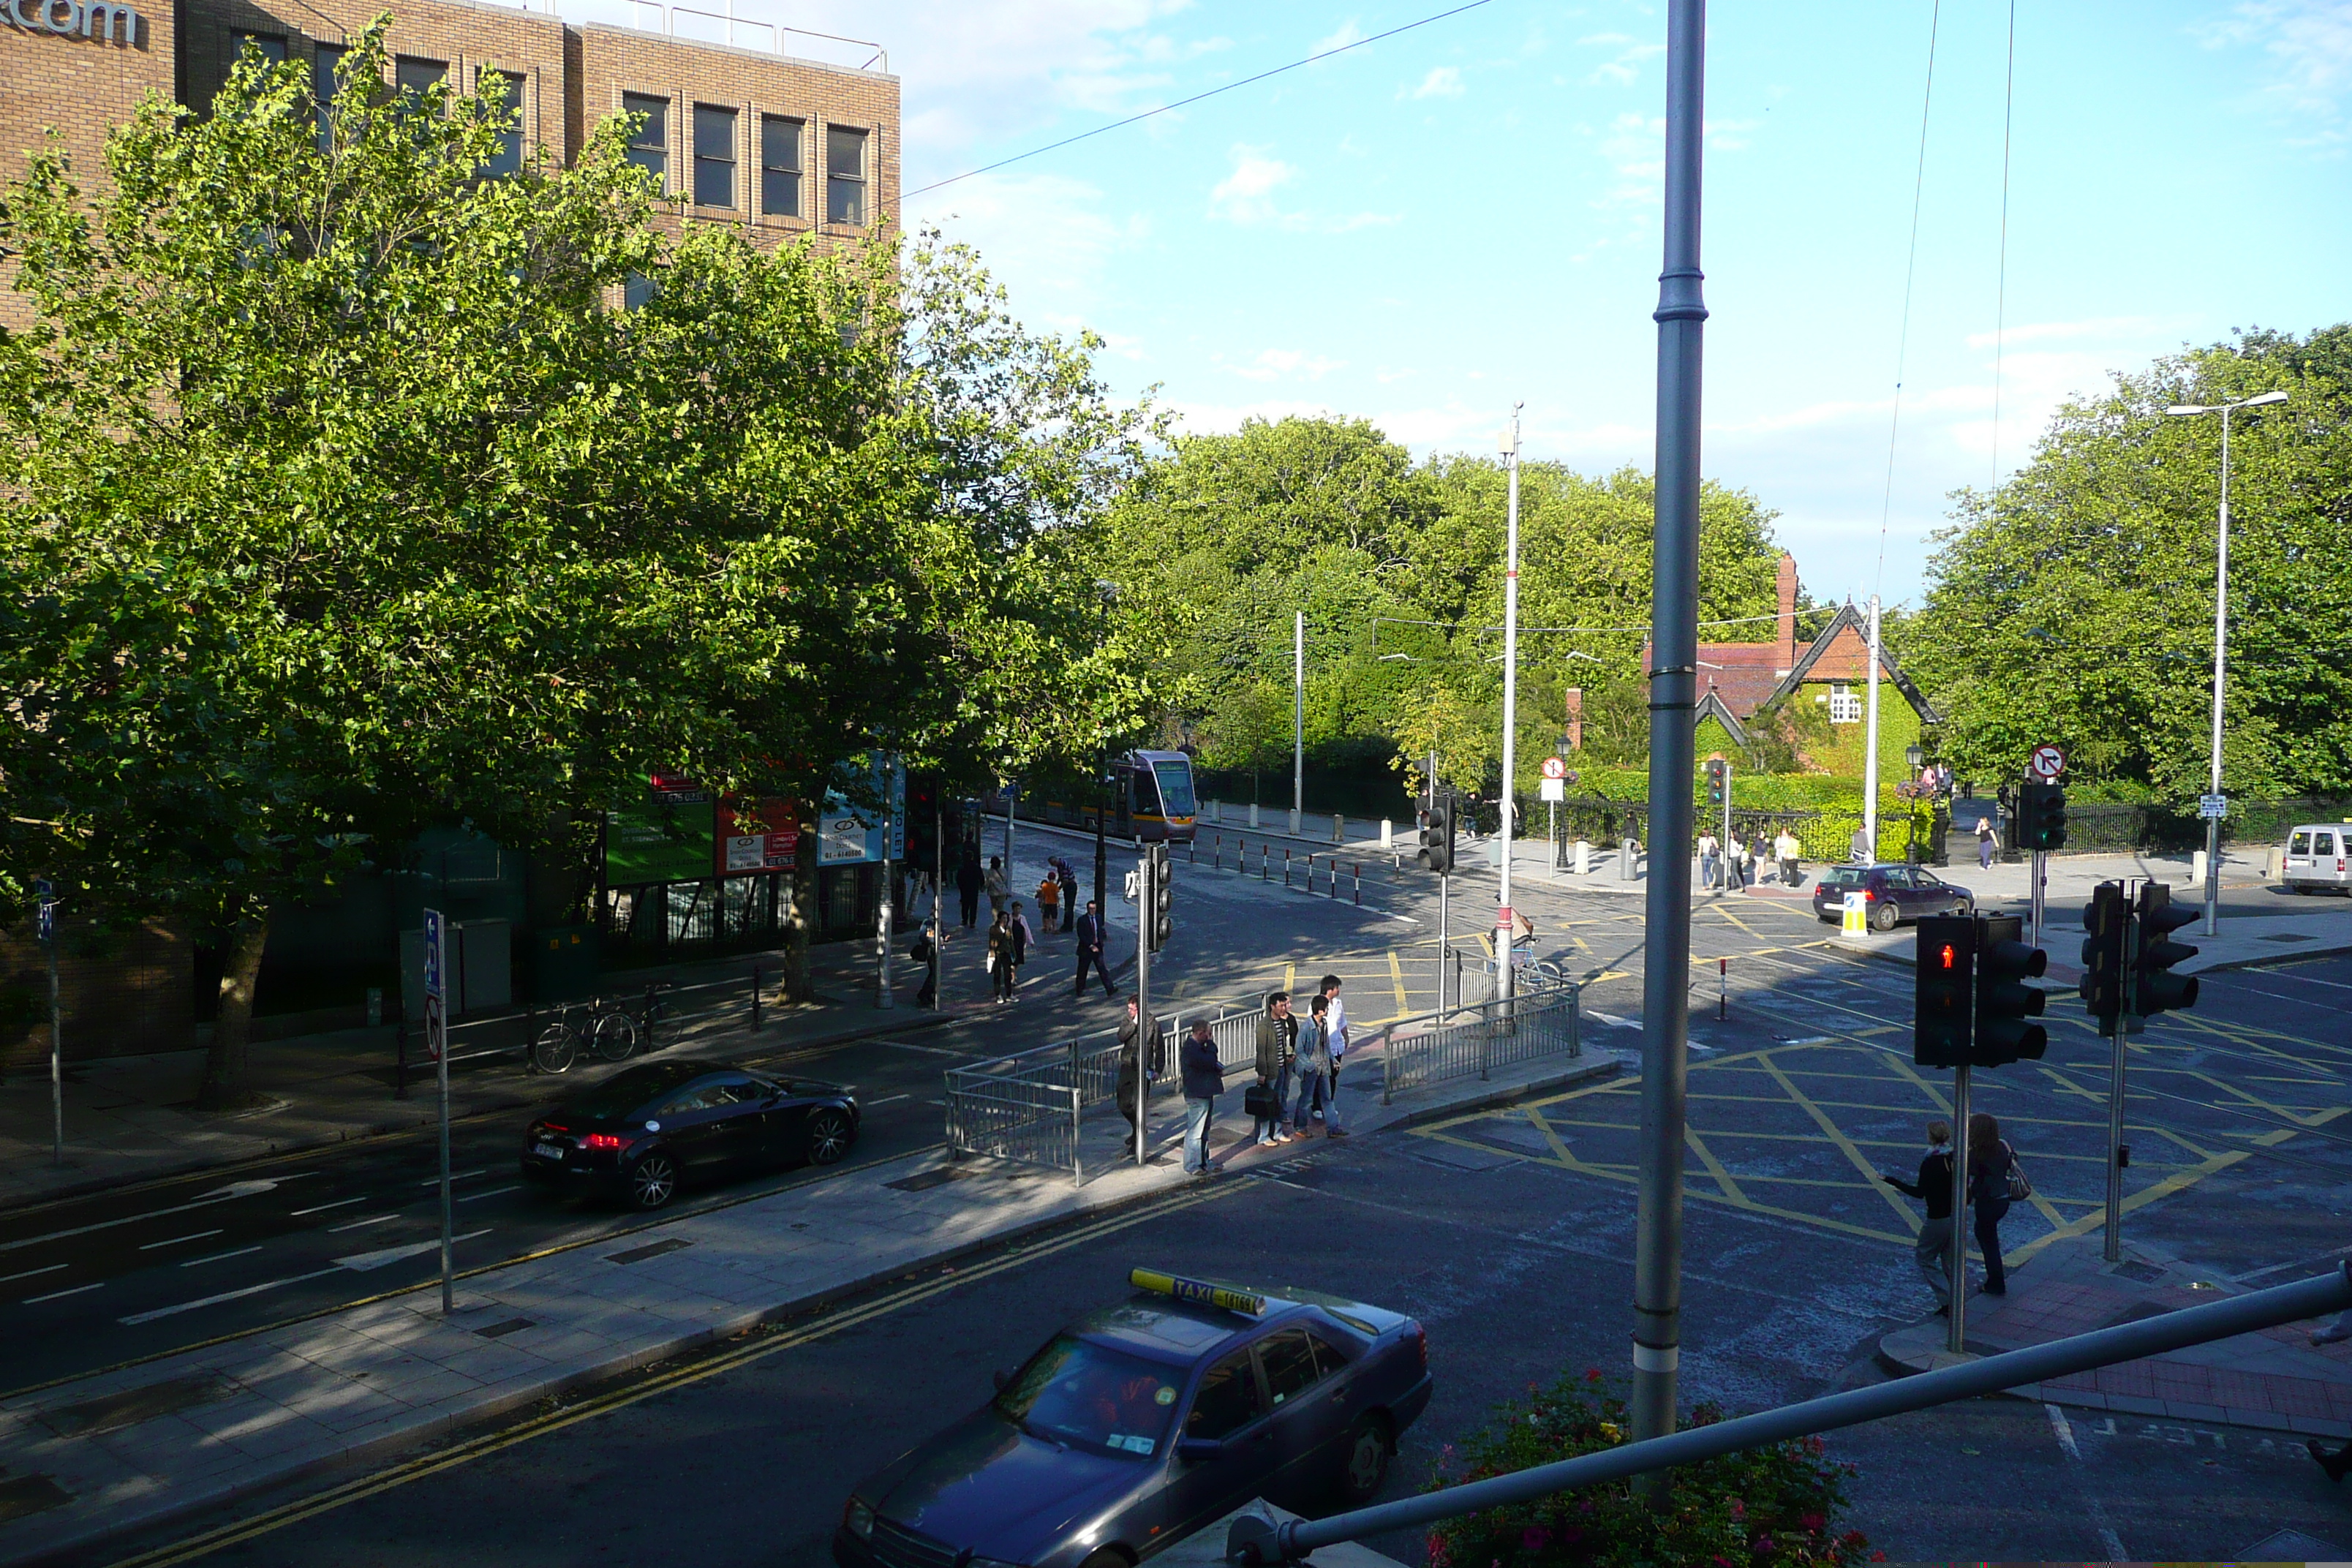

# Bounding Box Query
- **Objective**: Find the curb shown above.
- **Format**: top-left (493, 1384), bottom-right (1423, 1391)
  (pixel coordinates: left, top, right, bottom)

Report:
top-left (1375, 1054), bottom-right (1622, 1129)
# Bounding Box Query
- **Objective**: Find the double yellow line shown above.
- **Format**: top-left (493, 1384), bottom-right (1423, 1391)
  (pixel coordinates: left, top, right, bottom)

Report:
top-left (103, 1181), bottom-right (1233, 1567)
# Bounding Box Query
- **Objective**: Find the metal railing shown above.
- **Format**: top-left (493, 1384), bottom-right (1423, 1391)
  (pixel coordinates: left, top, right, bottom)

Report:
top-left (1380, 989), bottom-right (1580, 1102)
top-left (622, 0), bottom-right (887, 69)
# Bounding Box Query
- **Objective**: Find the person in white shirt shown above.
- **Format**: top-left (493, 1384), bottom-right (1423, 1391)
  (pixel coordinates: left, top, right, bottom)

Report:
top-left (1774, 828), bottom-right (1802, 887)
top-left (1317, 974), bottom-right (1349, 1126)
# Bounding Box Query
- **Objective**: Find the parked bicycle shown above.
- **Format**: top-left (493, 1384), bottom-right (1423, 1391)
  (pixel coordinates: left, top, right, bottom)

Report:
top-left (531, 997), bottom-right (639, 1075)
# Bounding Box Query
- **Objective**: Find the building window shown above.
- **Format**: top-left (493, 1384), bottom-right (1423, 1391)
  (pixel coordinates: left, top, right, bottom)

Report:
top-left (761, 115), bottom-right (802, 218)
top-left (624, 274), bottom-right (658, 311)
top-left (480, 69), bottom-right (524, 178)
top-left (396, 56), bottom-right (446, 120)
top-left (826, 125), bottom-right (867, 225)
top-left (1828, 682), bottom-right (1862, 725)
top-left (692, 104), bottom-right (737, 208)
top-left (313, 44), bottom-right (344, 148)
top-left (236, 31), bottom-right (287, 64)
top-left (623, 93), bottom-right (668, 187)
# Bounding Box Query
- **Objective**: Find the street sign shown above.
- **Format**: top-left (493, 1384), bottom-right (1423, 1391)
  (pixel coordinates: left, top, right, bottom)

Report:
top-left (34, 878), bottom-right (55, 945)
top-left (2028, 745), bottom-right (2067, 781)
top-left (421, 908), bottom-right (446, 1000)
top-left (1539, 777), bottom-right (1566, 803)
top-left (2198, 794), bottom-right (2228, 821)
top-left (1540, 756), bottom-right (1567, 780)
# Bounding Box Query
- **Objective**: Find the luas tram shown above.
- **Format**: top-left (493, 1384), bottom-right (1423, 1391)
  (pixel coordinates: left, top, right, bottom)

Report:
top-left (1014, 750), bottom-right (1198, 845)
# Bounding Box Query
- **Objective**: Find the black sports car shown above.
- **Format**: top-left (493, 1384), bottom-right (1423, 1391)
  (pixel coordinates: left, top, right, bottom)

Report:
top-left (519, 1058), bottom-right (859, 1210)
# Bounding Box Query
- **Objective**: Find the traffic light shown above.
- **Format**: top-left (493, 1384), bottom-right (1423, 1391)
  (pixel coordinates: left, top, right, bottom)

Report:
top-left (1705, 758), bottom-right (1727, 809)
top-left (1973, 913), bottom-right (2048, 1066)
top-left (2017, 781), bottom-right (2068, 852)
top-left (1420, 798), bottom-right (1457, 875)
top-left (2079, 881), bottom-right (2127, 1029)
top-left (2130, 882), bottom-right (2200, 1020)
top-left (1914, 916), bottom-right (1975, 1068)
top-left (1147, 843), bottom-right (1174, 952)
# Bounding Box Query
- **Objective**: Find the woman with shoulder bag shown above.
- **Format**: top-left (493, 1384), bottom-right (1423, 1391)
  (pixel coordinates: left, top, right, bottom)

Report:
top-left (1966, 1111), bottom-right (2027, 1295)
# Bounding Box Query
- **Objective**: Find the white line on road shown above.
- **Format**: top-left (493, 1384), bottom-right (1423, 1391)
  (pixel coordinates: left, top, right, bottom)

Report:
top-left (455, 1185), bottom-right (520, 1203)
top-left (864, 1093), bottom-right (911, 1106)
top-left (2044, 1403), bottom-right (2127, 1560)
top-left (119, 1229), bottom-right (495, 1325)
top-left (23, 1282), bottom-right (103, 1305)
top-left (290, 1196), bottom-right (370, 1216)
top-left (139, 1229), bottom-right (225, 1251)
top-left (0, 1264), bottom-right (67, 1285)
top-left (420, 1169), bottom-right (487, 1186)
top-left (0, 1177), bottom-right (304, 1257)
top-left (327, 1213), bottom-right (399, 1233)
top-left (179, 1245), bottom-right (264, 1268)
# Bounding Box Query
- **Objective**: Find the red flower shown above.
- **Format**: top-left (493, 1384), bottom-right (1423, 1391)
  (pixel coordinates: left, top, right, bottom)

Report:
top-left (1871, 1554), bottom-right (1888, 1563)
top-left (1799, 1513), bottom-right (1825, 1533)
top-left (1728, 1499), bottom-right (1746, 1520)
top-left (1520, 1526), bottom-right (1553, 1553)
top-left (1585, 1368), bottom-right (1604, 1383)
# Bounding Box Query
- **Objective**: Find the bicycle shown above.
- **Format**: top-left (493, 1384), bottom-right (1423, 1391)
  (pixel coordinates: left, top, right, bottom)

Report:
top-left (530, 997), bottom-right (638, 1075)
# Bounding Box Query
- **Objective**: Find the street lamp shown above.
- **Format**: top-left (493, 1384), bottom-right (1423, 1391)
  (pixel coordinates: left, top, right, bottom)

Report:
top-left (2166, 388), bottom-right (2289, 937)
top-left (1496, 404), bottom-right (1525, 1007)
top-left (1905, 743), bottom-right (1924, 772)
top-left (1093, 579), bottom-right (1119, 919)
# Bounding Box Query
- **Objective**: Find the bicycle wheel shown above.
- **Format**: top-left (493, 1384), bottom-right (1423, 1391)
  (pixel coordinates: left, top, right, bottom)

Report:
top-left (532, 1023), bottom-right (577, 1075)
top-left (592, 1011), bottom-right (638, 1062)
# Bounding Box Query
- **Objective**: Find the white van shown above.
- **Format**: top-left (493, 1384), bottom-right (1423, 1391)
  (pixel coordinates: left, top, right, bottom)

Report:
top-left (2283, 824), bottom-right (2352, 894)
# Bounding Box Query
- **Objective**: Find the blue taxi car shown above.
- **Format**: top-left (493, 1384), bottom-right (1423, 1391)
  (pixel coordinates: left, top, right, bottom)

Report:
top-left (834, 1270), bottom-right (1432, 1568)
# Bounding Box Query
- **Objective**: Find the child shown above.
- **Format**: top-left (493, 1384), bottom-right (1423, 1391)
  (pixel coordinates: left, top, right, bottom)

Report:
top-left (1882, 1120), bottom-right (1959, 1314)
top-left (1036, 872), bottom-right (1060, 932)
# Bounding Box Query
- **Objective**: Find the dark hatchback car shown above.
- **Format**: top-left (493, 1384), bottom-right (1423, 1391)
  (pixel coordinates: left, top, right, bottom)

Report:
top-left (1812, 862), bottom-right (1976, 932)
top-left (520, 1059), bottom-right (858, 1210)
top-left (835, 1272), bottom-right (1432, 1568)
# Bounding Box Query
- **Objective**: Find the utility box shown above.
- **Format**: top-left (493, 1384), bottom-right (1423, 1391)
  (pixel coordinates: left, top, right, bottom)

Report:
top-left (534, 924), bottom-right (600, 1002)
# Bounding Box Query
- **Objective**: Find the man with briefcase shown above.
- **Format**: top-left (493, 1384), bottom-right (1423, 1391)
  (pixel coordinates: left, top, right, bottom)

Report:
top-left (1250, 992), bottom-right (1297, 1147)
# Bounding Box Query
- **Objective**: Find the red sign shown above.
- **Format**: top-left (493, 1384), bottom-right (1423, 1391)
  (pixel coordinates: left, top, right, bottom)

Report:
top-left (719, 797), bottom-right (801, 875)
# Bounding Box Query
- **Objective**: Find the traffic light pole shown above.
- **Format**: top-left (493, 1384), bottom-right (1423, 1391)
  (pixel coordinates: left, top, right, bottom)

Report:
top-left (1438, 874), bottom-right (1450, 1014)
top-left (2105, 904), bottom-right (2139, 1262)
top-left (1948, 1064), bottom-right (1970, 1355)
top-left (1136, 849), bottom-right (1151, 1169)
top-left (2028, 849), bottom-right (2046, 950)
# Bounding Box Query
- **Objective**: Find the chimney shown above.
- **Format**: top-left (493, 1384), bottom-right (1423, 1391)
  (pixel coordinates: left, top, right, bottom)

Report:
top-left (1565, 688), bottom-right (1583, 752)
top-left (1775, 554), bottom-right (1798, 673)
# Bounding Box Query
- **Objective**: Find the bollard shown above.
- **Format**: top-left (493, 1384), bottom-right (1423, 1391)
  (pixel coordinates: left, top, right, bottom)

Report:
top-left (1333, 813), bottom-right (1344, 845)
top-left (1574, 838), bottom-right (1591, 875)
top-left (752, 964), bottom-right (763, 1030)
top-left (1250, 802), bottom-right (1261, 829)
top-left (1719, 956), bottom-right (1727, 1020)
top-left (1284, 848), bottom-right (1292, 888)
top-left (1381, 818), bottom-right (1393, 851)
top-left (1262, 842), bottom-right (1270, 881)
top-left (1328, 856), bottom-right (1338, 898)
top-left (1354, 864), bottom-right (1362, 905)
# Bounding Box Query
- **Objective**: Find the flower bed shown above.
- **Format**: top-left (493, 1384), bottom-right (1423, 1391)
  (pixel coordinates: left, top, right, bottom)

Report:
top-left (1422, 1371), bottom-right (1877, 1568)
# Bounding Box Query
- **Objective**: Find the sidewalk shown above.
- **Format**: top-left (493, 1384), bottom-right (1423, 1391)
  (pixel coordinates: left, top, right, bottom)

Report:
top-left (0, 938), bottom-right (979, 1213)
top-left (0, 1039), bottom-right (1624, 1566)
top-left (1878, 1233), bottom-right (2352, 1438)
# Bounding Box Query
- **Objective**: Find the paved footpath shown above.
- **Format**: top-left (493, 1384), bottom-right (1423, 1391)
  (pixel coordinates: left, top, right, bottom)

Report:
top-left (1880, 1234), bottom-right (2352, 1439)
top-left (0, 1033), bottom-right (1623, 1566)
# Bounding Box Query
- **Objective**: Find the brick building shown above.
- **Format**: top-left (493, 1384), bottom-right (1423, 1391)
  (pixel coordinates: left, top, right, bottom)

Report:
top-left (0, 0), bottom-right (897, 1064)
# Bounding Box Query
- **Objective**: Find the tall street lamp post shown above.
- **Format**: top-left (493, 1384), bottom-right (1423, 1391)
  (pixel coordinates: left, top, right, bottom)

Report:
top-left (1496, 405), bottom-right (1524, 1007)
top-left (2166, 389), bottom-right (2288, 938)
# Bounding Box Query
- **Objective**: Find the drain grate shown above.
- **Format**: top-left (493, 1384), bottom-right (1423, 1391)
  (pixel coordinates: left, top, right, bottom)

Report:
top-left (605, 1237), bottom-right (693, 1266)
top-left (2261, 932), bottom-right (2317, 943)
top-left (474, 1317), bottom-right (536, 1339)
top-left (37, 1373), bottom-right (235, 1439)
top-left (2106, 1259), bottom-right (2166, 1284)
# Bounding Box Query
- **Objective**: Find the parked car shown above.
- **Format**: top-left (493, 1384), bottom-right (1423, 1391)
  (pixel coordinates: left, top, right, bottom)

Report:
top-left (519, 1059), bottom-right (859, 1210)
top-left (1812, 863), bottom-right (1976, 931)
top-left (2283, 823), bottom-right (2352, 895)
top-left (834, 1270), bottom-right (1433, 1568)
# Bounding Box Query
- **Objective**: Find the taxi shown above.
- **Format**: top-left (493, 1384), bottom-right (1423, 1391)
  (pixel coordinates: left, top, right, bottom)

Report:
top-left (834, 1270), bottom-right (1432, 1568)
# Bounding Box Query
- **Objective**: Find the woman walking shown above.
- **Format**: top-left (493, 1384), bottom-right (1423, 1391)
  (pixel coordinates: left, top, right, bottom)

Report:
top-left (1966, 1111), bottom-right (2018, 1296)
top-left (985, 912), bottom-right (1017, 1004)
top-left (1881, 1119), bottom-right (1958, 1314)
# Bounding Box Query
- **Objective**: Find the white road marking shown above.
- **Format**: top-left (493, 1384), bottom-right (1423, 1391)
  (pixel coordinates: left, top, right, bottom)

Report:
top-left (455, 1185), bottom-right (520, 1204)
top-left (118, 1230), bottom-right (494, 1325)
top-left (2045, 1403), bottom-right (2128, 1559)
top-left (290, 1196), bottom-right (369, 1217)
top-left (1, 1264), bottom-right (67, 1285)
top-left (23, 1282), bottom-right (104, 1305)
top-left (179, 1245), bottom-right (264, 1268)
top-left (864, 1093), bottom-right (911, 1107)
top-left (419, 1169), bottom-right (487, 1186)
top-left (0, 1178), bottom-right (302, 1257)
top-left (326, 1213), bottom-right (399, 1233)
top-left (139, 1229), bottom-right (225, 1251)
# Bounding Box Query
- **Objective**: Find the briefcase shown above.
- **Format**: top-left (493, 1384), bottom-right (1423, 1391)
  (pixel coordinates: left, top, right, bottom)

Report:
top-left (1244, 1085), bottom-right (1278, 1120)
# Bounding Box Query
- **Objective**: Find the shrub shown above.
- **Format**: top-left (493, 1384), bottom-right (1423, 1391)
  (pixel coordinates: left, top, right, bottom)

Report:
top-left (1423, 1372), bottom-right (1876, 1568)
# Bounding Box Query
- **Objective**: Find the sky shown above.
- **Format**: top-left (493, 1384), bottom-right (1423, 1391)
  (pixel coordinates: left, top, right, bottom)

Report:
top-left (553, 0), bottom-right (2352, 609)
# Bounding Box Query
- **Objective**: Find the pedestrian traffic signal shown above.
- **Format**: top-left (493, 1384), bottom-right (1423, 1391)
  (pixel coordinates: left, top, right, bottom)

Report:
top-left (2130, 881), bottom-right (2199, 1020)
top-left (1420, 799), bottom-right (1457, 875)
top-left (2017, 781), bottom-right (2068, 852)
top-left (1146, 843), bottom-right (1174, 952)
top-left (2079, 881), bottom-right (2127, 1028)
top-left (1974, 913), bottom-right (2048, 1066)
top-left (1705, 758), bottom-right (1727, 809)
top-left (1914, 916), bottom-right (1975, 1068)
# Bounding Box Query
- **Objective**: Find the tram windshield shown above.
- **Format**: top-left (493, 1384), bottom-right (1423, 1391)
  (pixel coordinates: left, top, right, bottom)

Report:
top-left (1150, 758), bottom-right (1196, 818)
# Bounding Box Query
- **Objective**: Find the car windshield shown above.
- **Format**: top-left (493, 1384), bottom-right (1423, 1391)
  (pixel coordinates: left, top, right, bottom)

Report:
top-left (993, 1334), bottom-right (1183, 1458)
top-left (569, 1062), bottom-right (709, 1120)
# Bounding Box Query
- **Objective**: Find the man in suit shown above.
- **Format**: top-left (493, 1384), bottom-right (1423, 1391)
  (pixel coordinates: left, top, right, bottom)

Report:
top-left (1074, 900), bottom-right (1117, 999)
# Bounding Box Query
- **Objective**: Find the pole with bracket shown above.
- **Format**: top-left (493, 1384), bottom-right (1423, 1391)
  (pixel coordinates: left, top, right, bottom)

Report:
top-left (1948, 1064), bottom-right (1970, 1355)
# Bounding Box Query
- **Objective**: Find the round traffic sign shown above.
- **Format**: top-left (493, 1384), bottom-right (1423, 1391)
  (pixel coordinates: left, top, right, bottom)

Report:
top-left (2028, 745), bottom-right (2066, 780)
top-left (1541, 756), bottom-right (1567, 780)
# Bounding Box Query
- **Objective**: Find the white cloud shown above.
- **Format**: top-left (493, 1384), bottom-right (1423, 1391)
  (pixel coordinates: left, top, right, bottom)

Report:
top-left (1311, 18), bottom-right (1367, 57)
top-left (1207, 144), bottom-right (1300, 225)
top-left (915, 170), bottom-right (1148, 312)
top-left (1578, 30), bottom-right (1665, 88)
top-left (1408, 66), bottom-right (1466, 100)
top-left (2194, 1), bottom-right (2352, 149)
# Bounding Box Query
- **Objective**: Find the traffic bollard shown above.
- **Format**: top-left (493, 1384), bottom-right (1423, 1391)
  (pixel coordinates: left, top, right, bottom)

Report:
top-left (751, 964), bottom-right (763, 1030)
top-left (1354, 865), bottom-right (1362, 905)
top-left (1719, 956), bottom-right (1727, 1020)
top-left (1284, 849), bottom-right (1292, 888)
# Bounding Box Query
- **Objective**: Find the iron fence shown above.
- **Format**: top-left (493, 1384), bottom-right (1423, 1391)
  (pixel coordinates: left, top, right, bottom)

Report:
top-left (1380, 989), bottom-right (1580, 1104)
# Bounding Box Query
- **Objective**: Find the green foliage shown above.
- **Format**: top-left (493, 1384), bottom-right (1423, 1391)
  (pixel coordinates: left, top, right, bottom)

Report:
top-left (1912, 325), bottom-right (2352, 799)
top-left (1425, 1371), bottom-right (1874, 1568)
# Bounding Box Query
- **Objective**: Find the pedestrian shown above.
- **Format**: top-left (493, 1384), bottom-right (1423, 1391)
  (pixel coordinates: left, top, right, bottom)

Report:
top-left (1011, 900), bottom-right (1033, 967)
top-left (1850, 824), bottom-right (1872, 864)
top-left (911, 924), bottom-right (938, 1008)
top-left (1977, 815), bottom-right (1997, 870)
top-left (1117, 995), bottom-right (1166, 1143)
top-left (1035, 869), bottom-right (1060, 933)
top-left (984, 855), bottom-right (1010, 916)
top-left (1319, 973), bottom-right (1348, 1107)
top-left (1881, 1119), bottom-right (1959, 1313)
top-left (1057, 859), bottom-right (1079, 931)
top-left (1180, 1019), bottom-right (1223, 1177)
top-left (1966, 1111), bottom-right (2019, 1296)
top-left (1252, 992), bottom-right (1297, 1147)
top-left (1073, 899), bottom-right (1116, 999)
top-left (984, 912), bottom-right (1016, 1003)
top-left (1774, 826), bottom-right (1802, 889)
top-left (1726, 837), bottom-right (1751, 892)
top-left (1294, 992), bottom-right (1346, 1139)
top-left (1697, 830), bottom-right (1721, 890)
top-left (957, 850), bottom-right (983, 929)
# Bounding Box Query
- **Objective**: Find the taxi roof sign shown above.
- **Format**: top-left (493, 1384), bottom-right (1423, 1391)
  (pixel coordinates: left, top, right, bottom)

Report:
top-left (1130, 1268), bottom-right (1266, 1317)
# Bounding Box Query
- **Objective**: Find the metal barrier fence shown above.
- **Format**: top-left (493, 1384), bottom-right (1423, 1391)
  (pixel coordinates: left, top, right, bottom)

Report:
top-left (943, 987), bottom-right (1581, 1182)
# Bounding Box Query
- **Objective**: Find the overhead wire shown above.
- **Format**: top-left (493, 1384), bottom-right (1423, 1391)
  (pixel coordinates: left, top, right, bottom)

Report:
top-left (1989, 0), bottom-right (2019, 486)
top-left (1875, 0), bottom-right (1945, 596)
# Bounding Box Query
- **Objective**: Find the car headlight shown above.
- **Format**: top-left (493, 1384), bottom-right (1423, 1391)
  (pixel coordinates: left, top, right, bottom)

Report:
top-left (843, 1499), bottom-right (875, 1540)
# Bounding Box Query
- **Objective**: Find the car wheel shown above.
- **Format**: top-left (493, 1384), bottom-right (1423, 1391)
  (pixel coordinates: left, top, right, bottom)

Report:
top-left (1870, 901), bottom-right (1898, 932)
top-left (1338, 1413), bottom-right (1392, 1505)
top-left (627, 1152), bottom-right (678, 1210)
top-left (1077, 1550), bottom-right (1133, 1568)
top-left (805, 1109), bottom-right (854, 1166)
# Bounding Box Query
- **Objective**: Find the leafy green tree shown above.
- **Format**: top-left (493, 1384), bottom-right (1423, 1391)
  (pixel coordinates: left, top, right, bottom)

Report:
top-left (1911, 326), bottom-right (2352, 797)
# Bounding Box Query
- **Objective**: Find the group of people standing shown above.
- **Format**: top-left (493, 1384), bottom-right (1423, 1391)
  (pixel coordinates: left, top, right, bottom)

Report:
top-left (1697, 829), bottom-right (1806, 890)
top-left (933, 845), bottom-right (1114, 1006)
top-left (1882, 1112), bottom-right (2025, 1311)
top-left (1149, 975), bottom-right (1354, 1178)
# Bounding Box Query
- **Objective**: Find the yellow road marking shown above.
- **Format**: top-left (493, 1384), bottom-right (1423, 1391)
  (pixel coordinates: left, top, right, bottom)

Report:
top-left (1683, 1124), bottom-right (1752, 1206)
top-left (1752, 1051), bottom-right (1925, 1226)
top-left (2005, 1149), bottom-right (2253, 1267)
top-left (1389, 948), bottom-right (1409, 1016)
